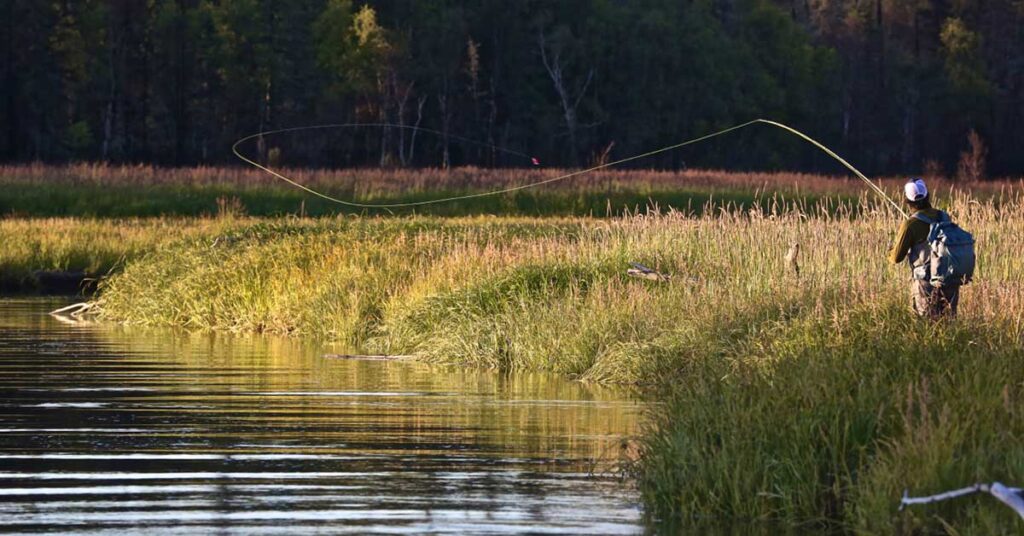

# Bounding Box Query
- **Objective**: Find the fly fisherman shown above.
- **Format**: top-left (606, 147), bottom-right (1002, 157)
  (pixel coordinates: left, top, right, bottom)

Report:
top-left (888, 178), bottom-right (971, 319)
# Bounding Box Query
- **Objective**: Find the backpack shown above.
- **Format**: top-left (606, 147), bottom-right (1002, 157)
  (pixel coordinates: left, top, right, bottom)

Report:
top-left (913, 211), bottom-right (976, 286)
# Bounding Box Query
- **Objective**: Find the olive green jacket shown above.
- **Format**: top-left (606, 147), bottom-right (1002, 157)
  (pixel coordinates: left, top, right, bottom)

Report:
top-left (888, 207), bottom-right (943, 265)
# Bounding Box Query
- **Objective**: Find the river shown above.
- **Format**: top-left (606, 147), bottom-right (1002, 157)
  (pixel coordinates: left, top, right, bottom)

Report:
top-left (0, 298), bottom-right (644, 534)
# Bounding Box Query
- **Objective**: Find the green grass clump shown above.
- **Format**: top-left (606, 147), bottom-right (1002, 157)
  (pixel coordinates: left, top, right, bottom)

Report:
top-left (640, 297), bottom-right (1024, 533)
top-left (97, 217), bottom-right (583, 346)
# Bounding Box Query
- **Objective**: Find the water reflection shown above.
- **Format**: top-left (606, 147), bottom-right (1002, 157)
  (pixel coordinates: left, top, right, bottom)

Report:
top-left (0, 298), bottom-right (642, 534)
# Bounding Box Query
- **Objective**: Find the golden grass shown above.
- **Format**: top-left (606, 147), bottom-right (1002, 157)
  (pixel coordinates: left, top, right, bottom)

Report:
top-left (10, 186), bottom-right (1024, 531)
top-left (0, 217), bottom-right (242, 291)
top-left (96, 192), bottom-right (1024, 360)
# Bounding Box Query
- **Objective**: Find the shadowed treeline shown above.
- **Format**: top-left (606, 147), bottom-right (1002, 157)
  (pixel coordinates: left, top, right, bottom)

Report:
top-left (4, 1), bottom-right (1024, 176)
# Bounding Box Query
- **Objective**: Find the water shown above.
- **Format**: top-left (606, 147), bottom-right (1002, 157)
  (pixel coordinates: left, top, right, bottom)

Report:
top-left (0, 299), bottom-right (644, 534)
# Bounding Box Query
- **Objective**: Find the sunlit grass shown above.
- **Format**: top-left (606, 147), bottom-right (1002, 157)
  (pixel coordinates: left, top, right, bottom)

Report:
top-left (0, 217), bottom-right (240, 292)
top-left (7, 184), bottom-right (1024, 532)
top-left (92, 191), bottom-right (1024, 532)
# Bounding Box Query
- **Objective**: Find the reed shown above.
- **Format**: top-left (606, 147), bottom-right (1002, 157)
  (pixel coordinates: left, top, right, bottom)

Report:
top-left (5, 162), bottom-right (1022, 193)
top-left (44, 189), bottom-right (1024, 531)
top-left (0, 217), bottom-right (238, 292)
top-left (5, 163), bottom-right (1022, 218)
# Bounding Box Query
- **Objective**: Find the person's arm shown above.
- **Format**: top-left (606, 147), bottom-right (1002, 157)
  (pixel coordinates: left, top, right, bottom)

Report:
top-left (889, 219), bottom-right (914, 264)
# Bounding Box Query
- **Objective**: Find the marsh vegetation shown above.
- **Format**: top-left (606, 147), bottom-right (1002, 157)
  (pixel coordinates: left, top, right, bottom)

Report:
top-left (7, 163), bottom-right (1022, 218)
top-left (6, 168), bottom-right (1023, 532)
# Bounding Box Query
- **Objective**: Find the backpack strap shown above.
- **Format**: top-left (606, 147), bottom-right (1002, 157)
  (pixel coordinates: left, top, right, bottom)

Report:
top-left (912, 211), bottom-right (950, 225)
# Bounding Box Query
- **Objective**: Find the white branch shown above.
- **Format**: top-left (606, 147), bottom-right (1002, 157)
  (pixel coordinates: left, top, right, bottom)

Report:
top-left (572, 68), bottom-right (594, 111)
top-left (900, 482), bottom-right (1024, 520)
top-left (991, 483), bottom-right (1024, 520)
top-left (50, 302), bottom-right (97, 317)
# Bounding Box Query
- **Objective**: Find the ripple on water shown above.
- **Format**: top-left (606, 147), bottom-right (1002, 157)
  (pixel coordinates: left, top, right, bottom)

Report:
top-left (0, 298), bottom-right (644, 534)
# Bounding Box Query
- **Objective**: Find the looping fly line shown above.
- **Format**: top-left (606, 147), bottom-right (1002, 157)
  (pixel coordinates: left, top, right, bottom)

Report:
top-left (233, 118), bottom-right (907, 217)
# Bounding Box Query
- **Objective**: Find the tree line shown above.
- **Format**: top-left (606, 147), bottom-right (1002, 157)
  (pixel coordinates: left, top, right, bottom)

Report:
top-left (3, 0), bottom-right (1022, 177)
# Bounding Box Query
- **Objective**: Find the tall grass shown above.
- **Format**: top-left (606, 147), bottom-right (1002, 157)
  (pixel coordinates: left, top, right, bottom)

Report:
top-left (6, 162), bottom-right (1023, 193)
top-left (95, 193), bottom-right (1023, 357)
top-left (98, 192), bottom-right (1024, 373)
top-left (94, 191), bottom-right (1024, 532)
top-left (0, 218), bottom-right (239, 292)
top-left (6, 163), bottom-right (1022, 218)
top-left (6, 173), bottom-right (1020, 530)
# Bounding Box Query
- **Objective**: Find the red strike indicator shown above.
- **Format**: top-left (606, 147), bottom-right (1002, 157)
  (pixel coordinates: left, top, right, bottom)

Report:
top-left (531, 157), bottom-right (540, 166)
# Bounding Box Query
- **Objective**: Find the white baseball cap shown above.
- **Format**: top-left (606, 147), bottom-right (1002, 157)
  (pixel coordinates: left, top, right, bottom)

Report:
top-left (904, 178), bottom-right (928, 201)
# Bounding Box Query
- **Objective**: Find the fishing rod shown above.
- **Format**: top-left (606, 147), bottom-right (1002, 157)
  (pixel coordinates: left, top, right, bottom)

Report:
top-left (233, 119), bottom-right (908, 217)
top-left (755, 119), bottom-right (907, 217)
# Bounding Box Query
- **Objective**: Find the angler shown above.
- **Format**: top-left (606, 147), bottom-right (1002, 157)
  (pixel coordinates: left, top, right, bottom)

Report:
top-left (888, 178), bottom-right (976, 319)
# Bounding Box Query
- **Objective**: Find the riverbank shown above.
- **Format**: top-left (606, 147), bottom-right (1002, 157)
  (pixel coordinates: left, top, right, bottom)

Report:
top-left (0, 218), bottom-right (240, 293)
top-left (6, 192), bottom-right (1024, 532)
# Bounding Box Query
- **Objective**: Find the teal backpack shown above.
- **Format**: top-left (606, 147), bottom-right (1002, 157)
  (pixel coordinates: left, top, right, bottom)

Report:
top-left (913, 211), bottom-right (976, 286)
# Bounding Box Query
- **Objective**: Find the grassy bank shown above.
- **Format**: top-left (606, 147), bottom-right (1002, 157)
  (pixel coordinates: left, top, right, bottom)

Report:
top-left (91, 192), bottom-right (1024, 532)
top-left (1, 186), bottom-right (1016, 531)
top-left (0, 218), bottom-right (239, 292)
top-left (10, 162), bottom-right (1021, 218)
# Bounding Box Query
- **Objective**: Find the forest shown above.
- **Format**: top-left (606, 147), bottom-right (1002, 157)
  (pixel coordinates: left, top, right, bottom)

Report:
top-left (3, 0), bottom-right (1023, 177)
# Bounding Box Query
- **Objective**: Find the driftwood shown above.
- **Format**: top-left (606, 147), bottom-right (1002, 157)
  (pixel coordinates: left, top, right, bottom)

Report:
top-left (900, 482), bottom-right (1024, 520)
top-left (50, 302), bottom-right (97, 317)
top-left (323, 354), bottom-right (415, 361)
top-left (50, 314), bottom-right (96, 326)
top-left (626, 262), bottom-right (671, 282)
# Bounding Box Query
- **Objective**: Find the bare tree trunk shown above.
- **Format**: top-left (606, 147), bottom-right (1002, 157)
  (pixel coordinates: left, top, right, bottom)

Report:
top-left (538, 30), bottom-right (592, 166)
top-left (409, 94), bottom-right (426, 164)
top-left (876, 0), bottom-right (885, 91)
top-left (487, 83), bottom-right (498, 165)
top-left (140, 14), bottom-right (152, 162)
top-left (841, 89), bottom-right (850, 145)
top-left (396, 80), bottom-right (412, 166)
top-left (466, 38), bottom-right (482, 162)
top-left (2, 0), bottom-right (16, 159)
top-left (379, 107), bottom-right (388, 167)
top-left (173, 0), bottom-right (187, 164)
top-left (378, 75), bottom-right (391, 167)
top-left (102, 34), bottom-right (119, 161)
top-left (257, 79), bottom-right (271, 163)
top-left (487, 30), bottom-right (501, 165)
top-left (438, 76), bottom-right (451, 170)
